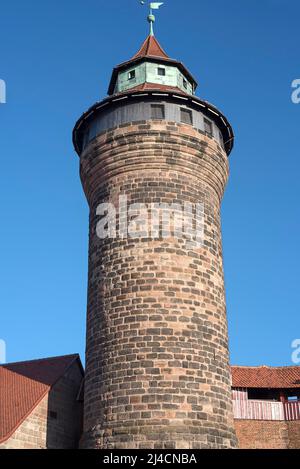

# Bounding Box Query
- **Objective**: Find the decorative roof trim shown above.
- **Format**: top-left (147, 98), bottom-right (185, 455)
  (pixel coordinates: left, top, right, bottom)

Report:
top-left (72, 90), bottom-right (234, 156)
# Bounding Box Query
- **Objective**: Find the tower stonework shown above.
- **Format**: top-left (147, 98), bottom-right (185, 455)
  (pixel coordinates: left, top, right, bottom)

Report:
top-left (73, 35), bottom-right (237, 449)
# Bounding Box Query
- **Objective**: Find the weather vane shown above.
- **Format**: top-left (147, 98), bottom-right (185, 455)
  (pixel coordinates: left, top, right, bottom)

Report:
top-left (140, 2), bottom-right (164, 36)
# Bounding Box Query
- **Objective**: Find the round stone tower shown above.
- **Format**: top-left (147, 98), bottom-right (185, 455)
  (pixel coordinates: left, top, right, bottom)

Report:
top-left (73, 33), bottom-right (237, 449)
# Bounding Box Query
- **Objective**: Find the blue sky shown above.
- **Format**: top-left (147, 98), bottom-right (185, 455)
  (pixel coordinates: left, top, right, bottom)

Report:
top-left (0, 0), bottom-right (299, 366)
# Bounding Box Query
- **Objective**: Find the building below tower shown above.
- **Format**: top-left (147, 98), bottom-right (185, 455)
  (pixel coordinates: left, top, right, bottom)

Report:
top-left (0, 355), bottom-right (83, 449)
top-left (232, 365), bottom-right (300, 449)
top-left (0, 355), bottom-right (299, 449)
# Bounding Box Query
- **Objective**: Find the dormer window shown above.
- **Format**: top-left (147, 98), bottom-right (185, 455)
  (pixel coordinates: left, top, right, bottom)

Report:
top-left (157, 67), bottom-right (166, 76)
top-left (183, 78), bottom-right (188, 89)
top-left (128, 70), bottom-right (136, 80)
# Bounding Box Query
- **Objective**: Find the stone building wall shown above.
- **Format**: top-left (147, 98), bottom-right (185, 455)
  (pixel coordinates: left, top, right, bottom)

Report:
top-left (46, 361), bottom-right (83, 449)
top-left (286, 421), bottom-right (300, 449)
top-left (234, 419), bottom-right (300, 449)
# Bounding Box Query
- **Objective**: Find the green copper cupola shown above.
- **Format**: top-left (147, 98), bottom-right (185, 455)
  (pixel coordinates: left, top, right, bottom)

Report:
top-left (108, 35), bottom-right (198, 96)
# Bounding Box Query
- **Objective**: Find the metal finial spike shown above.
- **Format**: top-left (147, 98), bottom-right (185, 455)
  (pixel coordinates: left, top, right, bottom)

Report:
top-left (148, 13), bottom-right (155, 36)
top-left (140, 2), bottom-right (164, 36)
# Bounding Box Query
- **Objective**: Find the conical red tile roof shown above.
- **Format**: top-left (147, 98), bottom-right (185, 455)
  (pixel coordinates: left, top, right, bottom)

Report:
top-left (132, 35), bottom-right (169, 60)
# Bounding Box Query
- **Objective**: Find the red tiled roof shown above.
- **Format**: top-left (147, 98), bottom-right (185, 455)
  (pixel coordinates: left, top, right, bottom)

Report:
top-left (0, 354), bottom-right (81, 443)
top-left (131, 35), bottom-right (169, 60)
top-left (231, 366), bottom-right (300, 389)
top-left (117, 82), bottom-right (187, 95)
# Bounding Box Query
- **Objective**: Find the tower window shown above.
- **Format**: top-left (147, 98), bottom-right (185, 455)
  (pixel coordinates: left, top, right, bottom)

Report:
top-left (128, 70), bottom-right (136, 80)
top-left (204, 118), bottom-right (213, 136)
top-left (183, 78), bottom-right (188, 89)
top-left (83, 128), bottom-right (90, 148)
top-left (219, 130), bottom-right (225, 149)
top-left (180, 108), bottom-right (193, 125)
top-left (151, 104), bottom-right (165, 119)
top-left (157, 67), bottom-right (166, 76)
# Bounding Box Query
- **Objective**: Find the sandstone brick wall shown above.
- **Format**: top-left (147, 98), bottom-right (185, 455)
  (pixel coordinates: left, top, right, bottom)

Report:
top-left (234, 419), bottom-right (300, 449)
top-left (0, 361), bottom-right (83, 449)
top-left (80, 119), bottom-right (237, 449)
top-left (286, 421), bottom-right (300, 449)
top-left (46, 361), bottom-right (83, 449)
top-left (0, 395), bottom-right (48, 449)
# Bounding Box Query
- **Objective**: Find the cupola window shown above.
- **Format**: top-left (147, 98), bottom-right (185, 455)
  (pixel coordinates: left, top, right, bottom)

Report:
top-left (157, 67), bottom-right (166, 76)
top-left (128, 70), bottom-right (136, 80)
top-left (183, 78), bottom-right (188, 89)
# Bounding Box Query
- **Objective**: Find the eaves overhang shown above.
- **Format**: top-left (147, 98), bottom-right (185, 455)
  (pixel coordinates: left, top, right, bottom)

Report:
top-left (73, 90), bottom-right (234, 157)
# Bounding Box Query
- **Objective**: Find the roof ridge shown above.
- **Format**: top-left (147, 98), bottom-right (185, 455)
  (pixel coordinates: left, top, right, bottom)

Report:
top-left (0, 353), bottom-right (79, 368)
top-left (231, 365), bottom-right (300, 369)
